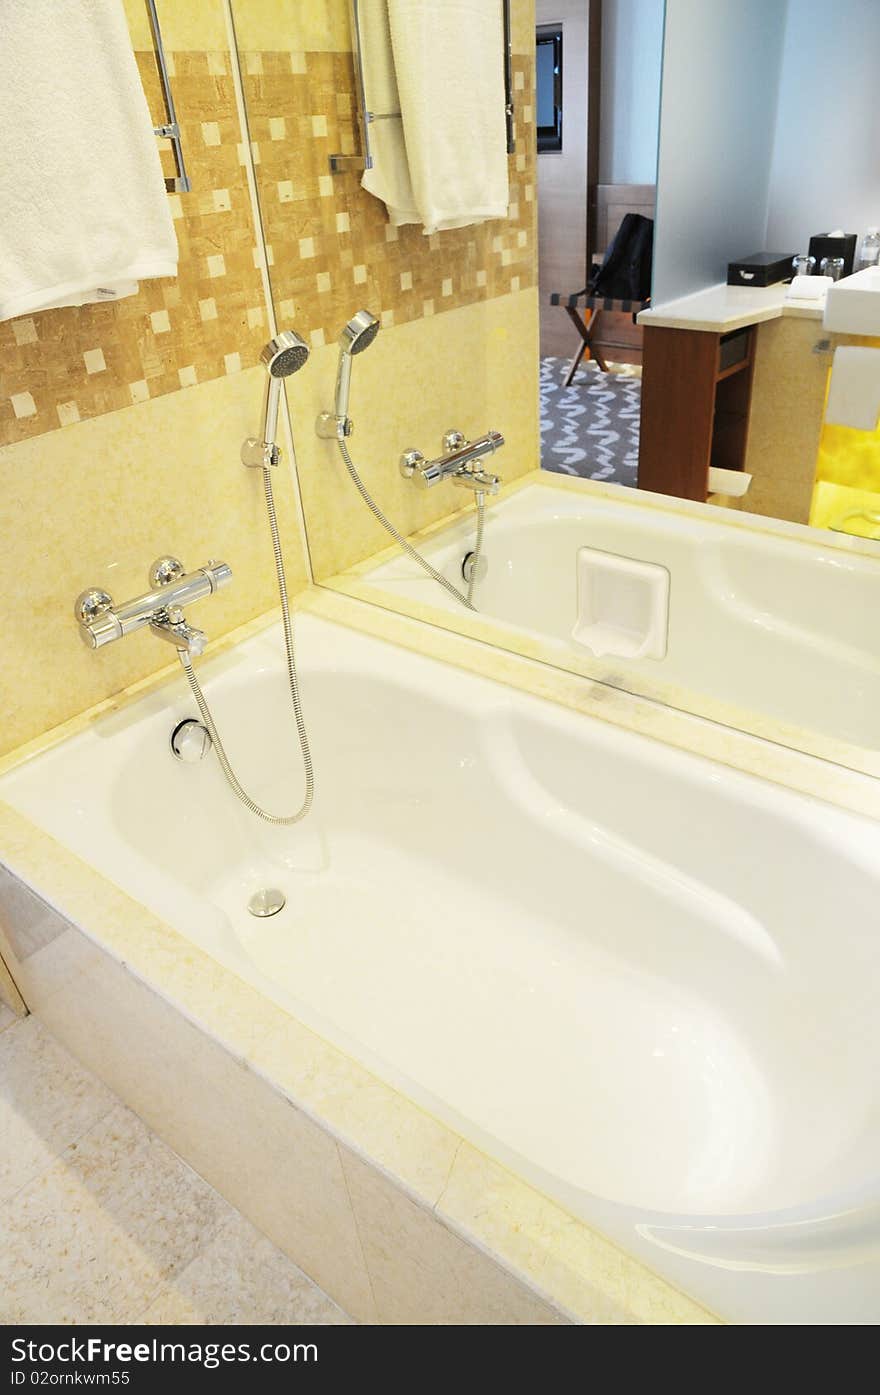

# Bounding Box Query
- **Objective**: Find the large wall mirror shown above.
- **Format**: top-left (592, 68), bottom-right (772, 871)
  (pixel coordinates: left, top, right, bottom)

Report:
top-left (228, 0), bottom-right (880, 778)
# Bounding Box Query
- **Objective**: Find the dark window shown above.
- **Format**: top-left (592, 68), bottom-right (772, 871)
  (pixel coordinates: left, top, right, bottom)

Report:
top-left (536, 25), bottom-right (562, 153)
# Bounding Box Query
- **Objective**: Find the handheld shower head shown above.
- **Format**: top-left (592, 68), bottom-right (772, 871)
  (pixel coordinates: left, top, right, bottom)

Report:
top-left (340, 309), bottom-right (381, 358)
top-left (242, 329), bottom-right (310, 468)
top-left (262, 329), bottom-right (310, 379)
top-left (317, 310), bottom-right (380, 439)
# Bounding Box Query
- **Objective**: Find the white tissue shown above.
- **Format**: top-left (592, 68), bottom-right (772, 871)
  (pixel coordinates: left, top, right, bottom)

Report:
top-left (786, 274), bottom-right (832, 301)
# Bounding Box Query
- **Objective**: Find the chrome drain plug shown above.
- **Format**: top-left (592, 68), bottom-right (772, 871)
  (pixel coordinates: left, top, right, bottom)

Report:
top-left (247, 888), bottom-right (286, 918)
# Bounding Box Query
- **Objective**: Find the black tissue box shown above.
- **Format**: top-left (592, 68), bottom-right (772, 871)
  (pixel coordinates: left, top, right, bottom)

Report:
top-left (808, 233), bottom-right (857, 278)
top-left (727, 252), bottom-right (795, 287)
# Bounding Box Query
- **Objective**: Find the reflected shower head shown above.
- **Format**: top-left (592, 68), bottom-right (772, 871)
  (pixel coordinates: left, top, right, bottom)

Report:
top-left (333, 310), bottom-right (380, 429)
top-left (340, 309), bottom-right (380, 357)
top-left (261, 329), bottom-right (310, 379)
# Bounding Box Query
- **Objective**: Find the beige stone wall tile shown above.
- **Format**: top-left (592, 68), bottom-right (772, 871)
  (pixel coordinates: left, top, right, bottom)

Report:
top-left (0, 369), bottom-right (307, 755)
top-left (287, 289), bottom-right (540, 577)
top-left (231, 0), bottom-right (353, 53)
top-left (122, 0), bottom-right (231, 52)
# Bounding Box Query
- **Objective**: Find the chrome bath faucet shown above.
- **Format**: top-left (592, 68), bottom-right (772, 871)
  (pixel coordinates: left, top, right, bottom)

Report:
top-left (400, 429), bottom-right (505, 494)
top-left (75, 556), bottom-right (231, 655)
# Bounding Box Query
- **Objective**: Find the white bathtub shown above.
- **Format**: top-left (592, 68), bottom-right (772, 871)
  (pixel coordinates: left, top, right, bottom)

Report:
top-left (3, 613), bottom-right (880, 1325)
top-left (365, 481), bottom-right (880, 757)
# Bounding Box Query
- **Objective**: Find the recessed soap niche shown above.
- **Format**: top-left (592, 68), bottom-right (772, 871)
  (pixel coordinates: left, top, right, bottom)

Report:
top-left (572, 547), bottom-right (670, 660)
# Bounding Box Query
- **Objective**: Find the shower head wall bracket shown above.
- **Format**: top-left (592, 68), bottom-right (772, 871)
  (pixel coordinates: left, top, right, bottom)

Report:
top-left (315, 409), bottom-right (353, 441)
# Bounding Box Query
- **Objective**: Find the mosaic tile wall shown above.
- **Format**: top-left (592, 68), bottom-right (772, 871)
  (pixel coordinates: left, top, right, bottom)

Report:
top-left (242, 51), bottom-right (537, 345)
top-left (0, 27), bottom-right (537, 448)
top-left (0, 49), bottom-right (267, 447)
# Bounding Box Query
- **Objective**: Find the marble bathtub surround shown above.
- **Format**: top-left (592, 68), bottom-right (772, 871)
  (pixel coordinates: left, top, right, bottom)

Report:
top-left (0, 1015), bottom-right (348, 1326)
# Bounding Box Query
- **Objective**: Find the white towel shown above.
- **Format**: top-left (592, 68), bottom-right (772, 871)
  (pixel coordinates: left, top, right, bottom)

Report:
top-left (361, 0), bottom-right (509, 235)
top-left (360, 0), bottom-right (420, 227)
top-left (825, 347), bottom-right (880, 432)
top-left (0, 0), bottom-right (178, 322)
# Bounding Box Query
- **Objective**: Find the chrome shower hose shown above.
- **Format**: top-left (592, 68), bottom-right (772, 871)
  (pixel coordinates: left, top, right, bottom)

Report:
top-left (466, 490), bottom-right (485, 608)
top-left (180, 466), bottom-right (314, 826)
top-left (338, 438), bottom-right (483, 611)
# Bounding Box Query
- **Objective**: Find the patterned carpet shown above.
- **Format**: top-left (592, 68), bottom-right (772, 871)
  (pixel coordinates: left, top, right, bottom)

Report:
top-left (540, 357), bottom-right (641, 487)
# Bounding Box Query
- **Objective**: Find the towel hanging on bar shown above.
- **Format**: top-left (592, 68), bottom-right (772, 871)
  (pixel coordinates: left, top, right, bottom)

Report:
top-left (0, 0), bottom-right (178, 321)
top-left (331, 0), bottom-right (514, 175)
top-left (359, 0), bottom-right (510, 234)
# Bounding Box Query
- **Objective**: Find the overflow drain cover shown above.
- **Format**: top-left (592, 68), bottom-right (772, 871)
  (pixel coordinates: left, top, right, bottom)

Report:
top-left (248, 888), bottom-right (286, 918)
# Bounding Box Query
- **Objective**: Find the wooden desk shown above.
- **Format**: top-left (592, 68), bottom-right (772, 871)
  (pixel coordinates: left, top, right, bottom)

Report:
top-left (638, 323), bottom-right (756, 500)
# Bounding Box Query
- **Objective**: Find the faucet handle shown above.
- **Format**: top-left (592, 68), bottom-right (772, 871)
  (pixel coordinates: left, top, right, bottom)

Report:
top-left (443, 429), bottom-right (467, 453)
top-left (149, 556), bottom-right (185, 588)
top-left (74, 587), bottom-right (113, 624)
top-left (399, 447), bottom-right (425, 481)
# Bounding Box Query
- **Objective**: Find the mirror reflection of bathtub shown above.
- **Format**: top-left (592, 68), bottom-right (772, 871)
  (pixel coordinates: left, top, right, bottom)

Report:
top-left (356, 476), bottom-right (880, 766)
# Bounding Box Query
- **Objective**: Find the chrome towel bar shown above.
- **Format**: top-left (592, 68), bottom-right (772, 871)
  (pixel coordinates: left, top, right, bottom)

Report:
top-left (329, 0), bottom-right (515, 175)
top-left (145, 0), bottom-right (191, 193)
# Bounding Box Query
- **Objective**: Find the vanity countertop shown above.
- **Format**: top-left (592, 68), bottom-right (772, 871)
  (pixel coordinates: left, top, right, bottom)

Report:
top-left (638, 281), bottom-right (825, 333)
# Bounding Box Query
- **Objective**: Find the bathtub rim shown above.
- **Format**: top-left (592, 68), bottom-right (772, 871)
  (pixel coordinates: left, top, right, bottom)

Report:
top-left (3, 589), bottom-right (879, 828)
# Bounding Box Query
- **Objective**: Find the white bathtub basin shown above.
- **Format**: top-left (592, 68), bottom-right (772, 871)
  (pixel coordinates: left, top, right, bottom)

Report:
top-left (365, 481), bottom-right (880, 757)
top-left (3, 614), bottom-right (880, 1324)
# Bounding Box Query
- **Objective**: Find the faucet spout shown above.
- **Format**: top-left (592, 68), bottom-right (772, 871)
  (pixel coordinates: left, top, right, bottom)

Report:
top-left (452, 466), bottom-right (501, 495)
top-left (150, 605), bottom-right (207, 658)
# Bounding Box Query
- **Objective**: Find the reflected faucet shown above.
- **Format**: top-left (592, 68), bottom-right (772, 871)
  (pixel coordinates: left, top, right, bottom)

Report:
top-left (400, 429), bottom-right (504, 494)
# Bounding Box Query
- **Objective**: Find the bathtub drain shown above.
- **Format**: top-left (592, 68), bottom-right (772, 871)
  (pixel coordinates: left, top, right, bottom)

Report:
top-left (247, 888), bottom-right (286, 918)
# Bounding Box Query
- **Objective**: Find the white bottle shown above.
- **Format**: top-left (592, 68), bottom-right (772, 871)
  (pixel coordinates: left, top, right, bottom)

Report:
top-left (857, 227), bottom-right (880, 271)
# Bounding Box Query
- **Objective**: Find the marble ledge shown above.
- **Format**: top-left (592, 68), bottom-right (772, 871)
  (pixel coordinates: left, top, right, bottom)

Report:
top-left (639, 281), bottom-right (825, 334)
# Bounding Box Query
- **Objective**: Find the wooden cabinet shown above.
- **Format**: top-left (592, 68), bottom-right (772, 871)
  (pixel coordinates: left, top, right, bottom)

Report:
top-left (637, 324), bottom-right (757, 500)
